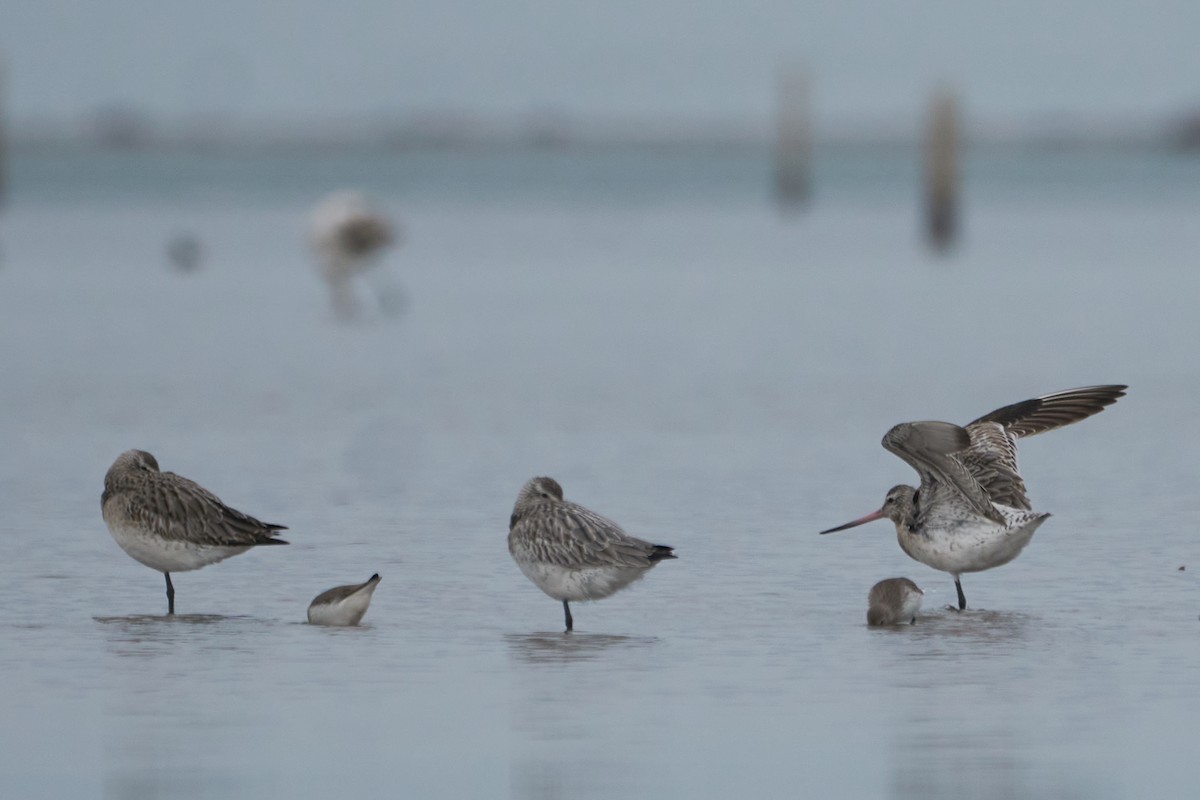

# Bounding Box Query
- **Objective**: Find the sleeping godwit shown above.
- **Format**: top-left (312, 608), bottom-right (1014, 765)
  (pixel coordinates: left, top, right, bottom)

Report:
top-left (307, 574), bottom-right (381, 626)
top-left (867, 578), bottom-right (923, 626)
top-left (508, 477), bottom-right (676, 632)
top-left (821, 385), bottom-right (1127, 610)
top-left (101, 450), bottom-right (288, 614)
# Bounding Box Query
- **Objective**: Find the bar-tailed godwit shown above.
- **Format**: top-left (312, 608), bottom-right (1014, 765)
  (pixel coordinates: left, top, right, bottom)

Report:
top-left (101, 450), bottom-right (288, 614)
top-left (821, 385), bottom-right (1127, 609)
top-left (508, 477), bottom-right (676, 632)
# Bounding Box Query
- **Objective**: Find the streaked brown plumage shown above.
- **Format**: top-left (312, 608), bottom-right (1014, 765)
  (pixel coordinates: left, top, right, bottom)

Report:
top-left (823, 385), bottom-right (1127, 610)
top-left (508, 477), bottom-right (675, 631)
top-left (880, 385), bottom-right (1128, 523)
top-left (101, 449), bottom-right (287, 614)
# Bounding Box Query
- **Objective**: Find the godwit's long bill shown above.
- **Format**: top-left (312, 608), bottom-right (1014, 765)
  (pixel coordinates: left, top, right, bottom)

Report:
top-left (508, 477), bottom-right (676, 632)
top-left (102, 450), bottom-right (288, 614)
top-left (820, 385), bottom-right (1127, 610)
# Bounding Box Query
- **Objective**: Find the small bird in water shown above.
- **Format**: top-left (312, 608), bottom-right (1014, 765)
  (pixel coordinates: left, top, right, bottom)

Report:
top-left (821, 385), bottom-right (1127, 610)
top-left (867, 578), bottom-right (923, 626)
top-left (508, 477), bottom-right (676, 632)
top-left (307, 574), bottom-right (382, 626)
top-left (101, 450), bottom-right (288, 614)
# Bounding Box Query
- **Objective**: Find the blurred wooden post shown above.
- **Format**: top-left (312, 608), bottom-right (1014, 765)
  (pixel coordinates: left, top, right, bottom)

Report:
top-left (774, 68), bottom-right (811, 210)
top-left (0, 60), bottom-right (6, 212)
top-left (924, 88), bottom-right (959, 252)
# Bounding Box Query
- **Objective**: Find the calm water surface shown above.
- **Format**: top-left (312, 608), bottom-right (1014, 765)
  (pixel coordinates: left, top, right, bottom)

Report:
top-left (0, 148), bottom-right (1196, 798)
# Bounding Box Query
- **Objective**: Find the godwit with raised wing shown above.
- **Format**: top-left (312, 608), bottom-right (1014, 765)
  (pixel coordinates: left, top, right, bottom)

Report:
top-left (508, 477), bottom-right (676, 632)
top-left (821, 385), bottom-right (1127, 610)
top-left (102, 450), bottom-right (288, 614)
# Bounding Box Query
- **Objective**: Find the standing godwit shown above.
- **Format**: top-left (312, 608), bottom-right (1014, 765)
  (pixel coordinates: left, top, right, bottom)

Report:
top-left (867, 578), bottom-right (924, 626)
top-left (508, 477), bottom-right (676, 632)
top-left (309, 190), bottom-right (399, 319)
top-left (307, 574), bottom-right (381, 626)
top-left (820, 385), bottom-right (1127, 610)
top-left (101, 450), bottom-right (288, 614)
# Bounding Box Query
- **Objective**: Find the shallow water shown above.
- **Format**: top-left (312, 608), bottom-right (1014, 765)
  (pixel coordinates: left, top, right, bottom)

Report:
top-left (1, 148), bottom-right (1197, 798)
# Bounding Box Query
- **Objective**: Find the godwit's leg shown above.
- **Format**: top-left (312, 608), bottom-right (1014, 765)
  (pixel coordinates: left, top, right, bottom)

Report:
top-left (164, 572), bottom-right (176, 615)
top-left (562, 600), bottom-right (573, 632)
top-left (955, 577), bottom-right (967, 610)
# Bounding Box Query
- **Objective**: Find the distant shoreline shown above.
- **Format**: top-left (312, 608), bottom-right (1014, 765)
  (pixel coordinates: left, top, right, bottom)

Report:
top-left (6, 110), bottom-right (1199, 154)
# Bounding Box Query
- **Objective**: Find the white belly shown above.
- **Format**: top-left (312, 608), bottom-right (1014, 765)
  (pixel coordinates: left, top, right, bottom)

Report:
top-left (106, 521), bottom-right (249, 573)
top-left (900, 510), bottom-right (1049, 576)
top-left (513, 558), bottom-right (650, 602)
top-left (307, 587), bottom-right (378, 626)
top-left (868, 590), bottom-right (923, 625)
top-left (897, 590), bottom-right (923, 621)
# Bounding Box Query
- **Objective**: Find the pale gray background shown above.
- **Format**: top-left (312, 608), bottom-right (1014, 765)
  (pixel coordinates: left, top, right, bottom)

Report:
top-left (3, 1), bottom-right (1199, 122)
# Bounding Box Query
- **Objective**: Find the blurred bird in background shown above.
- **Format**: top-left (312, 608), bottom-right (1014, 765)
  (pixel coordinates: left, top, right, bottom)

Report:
top-left (309, 190), bottom-right (403, 320)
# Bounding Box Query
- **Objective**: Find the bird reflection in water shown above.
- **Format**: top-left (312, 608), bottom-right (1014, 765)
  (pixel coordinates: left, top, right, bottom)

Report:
top-left (511, 756), bottom-right (640, 800)
top-left (93, 614), bottom-right (261, 657)
top-left (94, 613), bottom-right (232, 627)
top-left (888, 723), bottom-right (1110, 800)
top-left (504, 631), bottom-right (657, 665)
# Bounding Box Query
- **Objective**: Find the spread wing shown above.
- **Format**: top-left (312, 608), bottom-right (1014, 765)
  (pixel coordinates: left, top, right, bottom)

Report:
top-left (960, 385), bottom-right (1128, 509)
top-left (510, 502), bottom-right (673, 569)
top-left (958, 421), bottom-right (1030, 509)
top-left (108, 471), bottom-right (288, 547)
top-left (966, 385), bottom-right (1127, 438)
top-left (882, 421), bottom-right (1005, 523)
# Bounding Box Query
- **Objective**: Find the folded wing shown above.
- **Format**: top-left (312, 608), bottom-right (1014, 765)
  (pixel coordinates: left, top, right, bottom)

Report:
top-left (516, 503), bottom-right (673, 569)
top-left (126, 471), bottom-right (288, 547)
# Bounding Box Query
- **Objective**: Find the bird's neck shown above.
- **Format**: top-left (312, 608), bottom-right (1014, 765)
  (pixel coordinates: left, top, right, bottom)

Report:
top-left (892, 489), bottom-right (920, 535)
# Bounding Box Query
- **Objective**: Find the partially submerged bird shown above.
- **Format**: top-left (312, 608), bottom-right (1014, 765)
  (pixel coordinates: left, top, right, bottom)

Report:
top-left (867, 577), bottom-right (924, 626)
top-left (821, 385), bottom-right (1127, 610)
top-left (101, 449), bottom-right (288, 614)
top-left (508, 477), bottom-right (676, 632)
top-left (307, 574), bottom-right (382, 626)
top-left (309, 190), bottom-right (399, 319)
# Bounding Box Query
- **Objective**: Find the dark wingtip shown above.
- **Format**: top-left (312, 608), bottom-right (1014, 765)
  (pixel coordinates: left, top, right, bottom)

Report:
top-left (649, 545), bottom-right (677, 561)
top-left (369, 573), bottom-right (381, 582)
top-left (968, 384), bottom-right (1129, 435)
top-left (258, 537), bottom-right (289, 545)
top-left (1083, 384), bottom-right (1128, 405)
